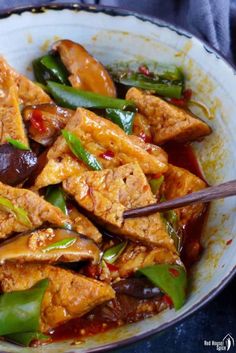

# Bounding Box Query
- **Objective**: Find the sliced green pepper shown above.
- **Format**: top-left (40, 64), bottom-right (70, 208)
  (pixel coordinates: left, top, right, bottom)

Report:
top-left (0, 196), bottom-right (32, 227)
top-left (119, 75), bottom-right (183, 98)
top-left (149, 175), bottom-right (164, 195)
top-left (45, 186), bottom-right (68, 215)
top-left (0, 279), bottom-right (49, 336)
top-left (6, 138), bottom-right (29, 151)
top-left (137, 264), bottom-right (187, 310)
top-left (42, 237), bottom-right (77, 253)
top-left (6, 332), bottom-right (49, 346)
top-left (33, 54), bottom-right (69, 85)
top-left (164, 219), bottom-right (182, 253)
top-left (103, 241), bottom-right (127, 264)
top-left (47, 81), bottom-right (135, 110)
top-left (106, 109), bottom-right (135, 134)
top-left (62, 129), bottom-right (102, 171)
top-left (164, 209), bottom-right (179, 229)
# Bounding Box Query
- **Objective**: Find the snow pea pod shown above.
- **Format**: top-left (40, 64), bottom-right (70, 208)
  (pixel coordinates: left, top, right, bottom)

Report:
top-left (47, 81), bottom-right (135, 110)
top-left (0, 279), bottom-right (49, 336)
top-left (6, 332), bottom-right (49, 346)
top-left (137, 264), bottom-right (187, 310)
top-left (106, 109), bottom-right (135, 134)
top-left (62, 130), bottom-right (102, 171)
top-left (33, 54), bottom-right (69, 85)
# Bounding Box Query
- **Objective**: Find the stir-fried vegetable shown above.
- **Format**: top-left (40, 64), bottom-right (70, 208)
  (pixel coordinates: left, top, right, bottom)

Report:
top-left (0, 196), bottom-right (32, 227)
top-left (45, 186), bottom-right (68, 215)
top-left (0, 279), bottom-right (49, 336)
top-left (103, 241), bottom-right (127, 264)
top-left (6, 138), bottom-right (29, 151)
top-left (164, 220), bottom-right (182, 253)
top-left (6, 332), bottom-right (49, 346)
top-left (106, 109), bottom-right (135, 134)
top-left (137, 264), bottom-right (187, 310)
top-left (108, 63), bottom-right (184, 98)
top-left (33, 54), bottom-right (69, 85)
top-left (42, 237), bottom-right (77, 253)
top-left (47, 81), bottom-right (135, 110)
top-left (149, 175), bottom-right (164, 195)
top-left (62, 130), bottom-right (102, 171)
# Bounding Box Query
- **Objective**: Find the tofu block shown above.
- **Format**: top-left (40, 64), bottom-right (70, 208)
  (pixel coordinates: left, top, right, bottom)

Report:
top-left (0, 60), bottom-right (28, 145)
top-left (163, 164), bottom-right (207, 225)
top-left (0, 56), bottom-right (51, 106)
top-left (0, 181), bottom-right (70, 239)
top-left (126, 87), bottom-right (211, 145)
top-left (63, 162), bottom-right (176, 250)
top-left (0, 263), bottom-right (115, 332)
top-left (34, 108), bottom-right (167, 189)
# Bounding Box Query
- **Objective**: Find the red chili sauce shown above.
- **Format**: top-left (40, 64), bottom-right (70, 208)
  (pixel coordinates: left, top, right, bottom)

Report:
top-left (49, 142), bottom-right (208, 344)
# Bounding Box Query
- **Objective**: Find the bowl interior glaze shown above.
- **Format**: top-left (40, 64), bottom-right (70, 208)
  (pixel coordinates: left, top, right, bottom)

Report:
top-left (0, 5), bottom-right (235, 353)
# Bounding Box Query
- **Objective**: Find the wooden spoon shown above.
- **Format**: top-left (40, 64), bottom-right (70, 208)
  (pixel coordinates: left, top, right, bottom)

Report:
top-left (124, 179), bottom-right (236, 219)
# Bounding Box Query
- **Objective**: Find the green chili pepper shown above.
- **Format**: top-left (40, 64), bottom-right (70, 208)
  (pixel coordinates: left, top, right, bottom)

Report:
top-left (6, 138), bottom-right (29, 151)
top-left (47, 81), bottom-right (135, 110)
top-left (164, 209), bottom-right (179, 229)
top-left (0, 279), bottom-right (49, 336)
top-left (106, 109), bottom-right (135, 134)
top-left (103, 241), bottom-right (127, 264)
top-left (6, 332), bottom-right (49, 346)
top-left (119, 75), bottom-right (183, 98)
top-left (45, 186), bottom-right (68, 215)
top-left (137, 264), bottom-right (187, 310)
top-left (42, 237), bottom-right (77, 253)
top-left (33, 54), bottom-right (69, 85)
top-left (34, 82), bottom-right (50, 93)
top-left (62, 130), bottom-right (102, 171)
top-left (0, 196), bottom-right (32, 227)
top-left (149, 175), bottom-right (164, 195)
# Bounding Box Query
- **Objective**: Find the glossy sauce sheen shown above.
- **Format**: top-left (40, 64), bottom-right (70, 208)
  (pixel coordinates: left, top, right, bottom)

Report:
top-left (50, 142), bottom-right (208, 343)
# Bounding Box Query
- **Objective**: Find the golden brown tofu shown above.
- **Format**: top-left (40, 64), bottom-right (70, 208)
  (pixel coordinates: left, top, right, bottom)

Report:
top-left (63, 163), bottom-right (176, 250)
top-left (0, 263), bottom-right (115, 332)
top-left (54, 40), bottom-right (116, 97)
top-left (163, 164), bottom-right (207, 226)
top-left (0, 228), bottom-right (100, 265)
top-left (132, 112), bottom-right (152, 143)
top-left (0, 57), bottom-right (51, 106)
top-left (68, 204), bottom-right (102, 243)
top-left (0, 61), bottom-right (28, 145)
top-left (34, 108), bottom-right (167, 189)
top-left (115, 243), bottom-right (179, 278)
top-left (126, 88), bottom-right (211, 145)
top-left (0, 182), bottom-right (70, 239)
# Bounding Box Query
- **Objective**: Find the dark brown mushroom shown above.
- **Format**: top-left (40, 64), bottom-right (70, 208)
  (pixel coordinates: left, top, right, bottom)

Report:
top-left (0, 144), bottom-right (38, 186)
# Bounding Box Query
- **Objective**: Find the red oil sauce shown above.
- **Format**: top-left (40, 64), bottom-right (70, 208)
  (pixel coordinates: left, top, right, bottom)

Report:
top-left (163, 142), bottom-right (205, 179)
top-left (49, 142), bottom-right (208, 343)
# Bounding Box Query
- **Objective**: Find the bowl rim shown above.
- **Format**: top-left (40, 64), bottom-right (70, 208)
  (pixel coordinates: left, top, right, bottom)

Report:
top-left (0, 3), bottom-right (235, 352)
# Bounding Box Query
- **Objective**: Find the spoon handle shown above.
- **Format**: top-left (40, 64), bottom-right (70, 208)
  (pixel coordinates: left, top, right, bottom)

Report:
top-left (124, 179), bottom-right (236, 219)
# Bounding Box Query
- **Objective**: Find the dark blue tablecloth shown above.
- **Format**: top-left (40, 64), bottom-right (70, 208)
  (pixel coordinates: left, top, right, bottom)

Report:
top-left (1, 1), bottom-right (236, 352)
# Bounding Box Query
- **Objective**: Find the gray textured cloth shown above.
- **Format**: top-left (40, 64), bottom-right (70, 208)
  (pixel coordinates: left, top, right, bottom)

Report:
top-left (1, 0), bottom-right (234, 60)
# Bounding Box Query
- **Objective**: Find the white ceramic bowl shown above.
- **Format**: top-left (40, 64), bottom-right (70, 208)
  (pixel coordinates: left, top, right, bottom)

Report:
top-left (0, 4), bottom-right (235, 353)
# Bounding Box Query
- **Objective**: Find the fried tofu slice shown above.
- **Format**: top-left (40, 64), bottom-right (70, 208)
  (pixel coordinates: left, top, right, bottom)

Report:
top-left (115, 243), bottom-right (179, 278)
top-left (0, 182), bottom-right (70, 239)
top-left (0, 263), bottom-right (115, 332)
top-left (0, 56), bottom-right (51, 106)
top-left (0, 228), bottom-right (100, 265)
top-left (163, 164), bottom-right (207, 226)
top-left (54, 39), bottom-right (116, 97)
top-left (63, 163), bottom-right (176, 250)
top-left (68, 204), bottom-right (102, 243)
top-left (34, 108), bottom-right (168, 189)
top-left (126, 88), bottom-right (211, 145)
top-left (0, 62), bottom-right (28, 145)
